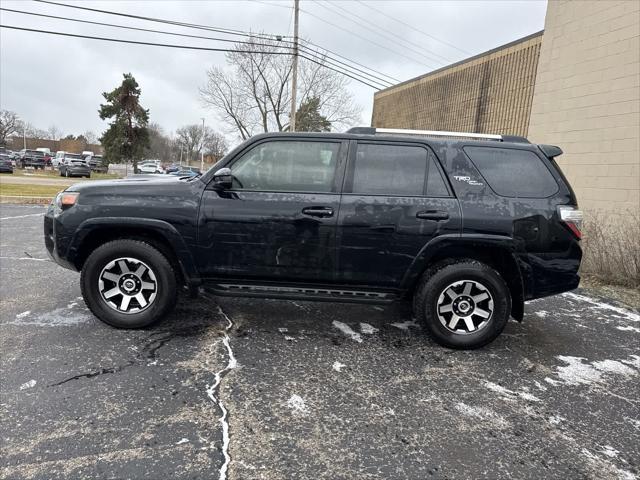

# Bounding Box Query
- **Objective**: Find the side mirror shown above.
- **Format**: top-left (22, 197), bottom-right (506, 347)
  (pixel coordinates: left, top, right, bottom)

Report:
top-left (213, 167), bottom-right (233, 189)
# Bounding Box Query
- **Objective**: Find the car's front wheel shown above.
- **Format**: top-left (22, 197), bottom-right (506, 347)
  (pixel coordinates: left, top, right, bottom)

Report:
top-left (81, 240), bottom-right (177, 328)
top-left (414, 260), bottom-right (511, 349)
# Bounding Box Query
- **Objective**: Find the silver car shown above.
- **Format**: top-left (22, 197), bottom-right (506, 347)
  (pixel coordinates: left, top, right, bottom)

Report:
top-left (59, 154), bottom-right (91, 178)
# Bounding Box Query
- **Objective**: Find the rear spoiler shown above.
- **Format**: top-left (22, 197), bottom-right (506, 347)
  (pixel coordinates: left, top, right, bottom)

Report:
top-left (538, 144), bottom-right (563, 158)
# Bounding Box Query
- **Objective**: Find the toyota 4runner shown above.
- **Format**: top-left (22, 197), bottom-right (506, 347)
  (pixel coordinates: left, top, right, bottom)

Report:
top-left (44, 127), bottom-right (583, 349)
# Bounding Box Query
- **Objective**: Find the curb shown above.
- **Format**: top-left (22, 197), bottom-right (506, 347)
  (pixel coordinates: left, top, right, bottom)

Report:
top-left (0, 196), bottom-right (52, 205)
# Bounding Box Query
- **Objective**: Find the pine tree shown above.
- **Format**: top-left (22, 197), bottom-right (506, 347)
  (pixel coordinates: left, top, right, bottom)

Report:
top-left (295, 97), bottom-right (331, 132)
top-left (99, 73), bottom-right (150, 169)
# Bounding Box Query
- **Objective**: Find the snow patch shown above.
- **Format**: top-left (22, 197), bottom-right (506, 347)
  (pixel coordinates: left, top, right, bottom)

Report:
top-left (390, 319), bottom-right (421, 331)
top-left (581, 448), bottom-right (637, 480)
top-left (176, 438), bottom-right (189, 445)
top-left (332, 321), bottom-right (362, 343)
top-left (592, 359), bottom-right (637, 377)
top-left (554, 355), bottom-right (638, 386)
top-left (19, 380), bottom-right (36, 390)
top-left (360, 322), bottom-right (379, 335)
top-left (563, 292), bottom-right (640, 322)
top-left (549, 415), bottom-right (565, 425)
top-left (616, 325), bottom-right (640, 333)
top-left (332, 361), bottom-right (346, 372)
top-left (600, 445), bottom-right (619, 458)
top-left (285, 394), bottom-right (309, 414)
top-left (483, 381), bottom-right (541, 402)
top-left (7, 307), bottom-right (90, 326)
top-left (535, 311), bottom-right (548, 318)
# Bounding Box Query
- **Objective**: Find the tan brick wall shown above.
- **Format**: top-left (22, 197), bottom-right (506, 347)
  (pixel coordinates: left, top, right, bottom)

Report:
top-left (528, 0), bottom-right (640, 213)
top-left (372, 32), bottom-right (543, 137)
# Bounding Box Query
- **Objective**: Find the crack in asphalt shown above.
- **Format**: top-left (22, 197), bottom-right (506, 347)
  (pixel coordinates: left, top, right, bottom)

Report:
top-left (204, 301), bottom-right (237, 480)
top-left (48, 364), bottom-right (133, 387)
top-left (47, 331), bottom-right (175, 387)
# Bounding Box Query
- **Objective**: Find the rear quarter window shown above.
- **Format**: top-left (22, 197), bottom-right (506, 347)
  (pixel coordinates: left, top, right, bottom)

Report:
top-left (463, 146), bottom-right (558, 198)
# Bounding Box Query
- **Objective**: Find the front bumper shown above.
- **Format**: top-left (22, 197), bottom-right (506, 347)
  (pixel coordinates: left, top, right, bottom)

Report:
top-left (44, 209), bottom-right (78, 271)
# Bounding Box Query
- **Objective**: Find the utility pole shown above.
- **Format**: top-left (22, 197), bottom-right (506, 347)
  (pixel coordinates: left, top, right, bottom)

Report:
top-left (289, 0), bottom-right (299, 132)
top-left (200, 117), bottom-right (205, 171)
top-left (23, 125), bottom-right (26, 150)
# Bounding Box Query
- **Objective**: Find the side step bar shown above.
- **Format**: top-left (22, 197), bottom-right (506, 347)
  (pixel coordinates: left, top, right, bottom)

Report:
top-left (207, 283), bottom-right (399, 304)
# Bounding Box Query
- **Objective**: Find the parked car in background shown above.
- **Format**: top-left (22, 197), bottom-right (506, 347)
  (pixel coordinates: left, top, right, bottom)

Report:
top-left (59, 153), bottom-right (91, 178)
top-left (18, 149), bottom-right (46, 169)
top-left (169, 168), bottom-right (201, 178)
top-left (85, 154), bottom-right (108, 173)
top-left (53, 151), bottom-right (66, 167)
top-left (164, 164), bottom-right (181, 174)
top-left (137, 160), bottom-right (164, 174)
top-left (0, 153), bottom-right (14, 173)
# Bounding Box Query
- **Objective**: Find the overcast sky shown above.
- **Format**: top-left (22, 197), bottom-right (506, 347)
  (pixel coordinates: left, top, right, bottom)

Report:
top-left (0, 0), bottom-right (547, 146)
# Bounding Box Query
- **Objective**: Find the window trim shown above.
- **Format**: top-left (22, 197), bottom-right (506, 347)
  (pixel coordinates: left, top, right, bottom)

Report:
top-left (342, 140), bottom-right (453, 198)
top-left (462, 145), bottom-right (559, 199)
top-left (222, 137), bottom-right (347, 194)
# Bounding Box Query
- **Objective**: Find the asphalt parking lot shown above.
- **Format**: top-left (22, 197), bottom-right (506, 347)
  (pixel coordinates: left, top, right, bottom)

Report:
top-left (1, 203), bottom-right (639, 480)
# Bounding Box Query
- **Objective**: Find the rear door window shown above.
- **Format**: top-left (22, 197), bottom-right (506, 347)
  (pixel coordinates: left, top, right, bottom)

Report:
top-left (349, 143), bottom-right (426, 196)
top-left (463, 146), bottom-right (558, 198)
top-left (346, 143), bottom-right (449, 197)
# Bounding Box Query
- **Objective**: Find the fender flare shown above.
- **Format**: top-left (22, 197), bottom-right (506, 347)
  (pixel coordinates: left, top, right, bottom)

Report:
top-left (401, 234), bottom-right (526, 321)
top-left (68, 217), bottom-right (201, 286)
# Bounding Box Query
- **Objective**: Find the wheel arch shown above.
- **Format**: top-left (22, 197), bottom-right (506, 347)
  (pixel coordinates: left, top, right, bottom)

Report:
top-left (69, 218), bottom-right (201, 289)
top-left (402, 235), bottom-right (525, 321)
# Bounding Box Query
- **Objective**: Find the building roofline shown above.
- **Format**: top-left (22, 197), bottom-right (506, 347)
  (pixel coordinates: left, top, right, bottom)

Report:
top-left (375, 30), bottom-right (544, 95)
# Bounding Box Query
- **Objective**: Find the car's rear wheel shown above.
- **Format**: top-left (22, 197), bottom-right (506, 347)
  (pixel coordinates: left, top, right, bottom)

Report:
top-left (414, 260), bottom-right (511, 349)
top-left (81, 240), bottom-right (177, 329)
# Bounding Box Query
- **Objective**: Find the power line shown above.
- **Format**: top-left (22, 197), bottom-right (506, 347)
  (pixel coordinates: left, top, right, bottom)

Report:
top-left (248, 0), bottom-right (401, 83)
top-left (299, 4), bottom-right (438, 70)
top-left (353, 0), bottom-right (471, 56)
top-left (316, 0), bottom-right (452, 66)
top-left (0, 24), bottom-right (383, 89)
top-left (33, 0), bottom-right (395, 87)
top-left (1, 6), bottom-right (391, 89)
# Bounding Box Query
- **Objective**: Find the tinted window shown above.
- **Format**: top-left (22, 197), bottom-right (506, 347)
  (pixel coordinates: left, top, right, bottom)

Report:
top-left (426, 155), bottom-right (449, 196)
top-left (351, 144), bottom-right (427, 196)
top-left (65, 154), bottom-right (84, 160)
top-left (464, 147), bottom-right (558, 198)
top-left (231, 140), bottom-right (339, 192)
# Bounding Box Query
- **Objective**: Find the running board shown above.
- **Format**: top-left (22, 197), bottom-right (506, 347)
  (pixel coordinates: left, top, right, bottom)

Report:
top-left (207, 283), bottom-right (399, 304)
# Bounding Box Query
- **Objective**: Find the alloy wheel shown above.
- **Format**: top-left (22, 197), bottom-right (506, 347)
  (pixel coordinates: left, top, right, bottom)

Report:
top-left (98, 257), bottom-right (158, 314)
top-left (436, 280), bottom-right (494, 334)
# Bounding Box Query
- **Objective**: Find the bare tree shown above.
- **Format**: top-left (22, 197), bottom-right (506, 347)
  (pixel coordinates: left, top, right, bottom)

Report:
top-left (0, 110), bottom-right (21, 145)
top-left (200, 37), bottom-right (362, 139)
top-left (175, 124), bottom-right (227, 162)
top-left (83, 130), bottom-right (97, 145)
top-left (175, 124), bottom-right (203, 162)
top-left (47, 125), bottom-right (63, 141)
top-left (203, 131), bottom-right (228, 161)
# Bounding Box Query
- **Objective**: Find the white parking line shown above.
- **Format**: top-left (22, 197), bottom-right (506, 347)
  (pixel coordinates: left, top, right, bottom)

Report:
top-left (0, 213), bottom-right (45, 220)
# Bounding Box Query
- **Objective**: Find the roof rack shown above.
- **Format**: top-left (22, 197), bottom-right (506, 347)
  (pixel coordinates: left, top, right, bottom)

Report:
top-left (346, 127), bottom-right (529, 143)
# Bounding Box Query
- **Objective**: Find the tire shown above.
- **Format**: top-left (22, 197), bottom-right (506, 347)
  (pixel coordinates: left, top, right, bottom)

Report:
top-left (81, 240), bottom-right (177, 329)
top-left (65, 170), bottom-right (69, 177)
top-left (413, 260), bottom-right (511, 349)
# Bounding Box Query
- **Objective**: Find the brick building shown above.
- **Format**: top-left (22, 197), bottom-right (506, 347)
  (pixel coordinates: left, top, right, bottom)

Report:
top-left (371, 0), bottom-right (639, 214)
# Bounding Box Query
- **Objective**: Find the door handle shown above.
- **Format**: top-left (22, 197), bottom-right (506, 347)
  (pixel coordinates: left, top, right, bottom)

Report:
top-left (416, 210), bottom-right (449, 221)
top-left (302, 206), bottom-right (334, 218)
top-left (370, 224), bottom-right (396, 233)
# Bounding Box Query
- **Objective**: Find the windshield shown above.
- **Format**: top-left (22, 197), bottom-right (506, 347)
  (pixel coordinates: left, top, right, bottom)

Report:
top-left (66, 154), bottom-right (84, 160)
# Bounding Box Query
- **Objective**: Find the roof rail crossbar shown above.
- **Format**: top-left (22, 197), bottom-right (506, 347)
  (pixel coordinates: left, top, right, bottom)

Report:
top-left (346, 127), bottom-right (529, 143)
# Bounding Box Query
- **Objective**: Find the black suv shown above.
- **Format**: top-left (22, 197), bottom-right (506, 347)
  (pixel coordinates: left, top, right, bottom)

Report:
top-left (44, 128), bottom-right (582, 349)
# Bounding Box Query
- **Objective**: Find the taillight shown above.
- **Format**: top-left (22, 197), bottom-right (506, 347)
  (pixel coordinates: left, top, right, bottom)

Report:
top-left (558, 205), bottom-right (583, 240)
